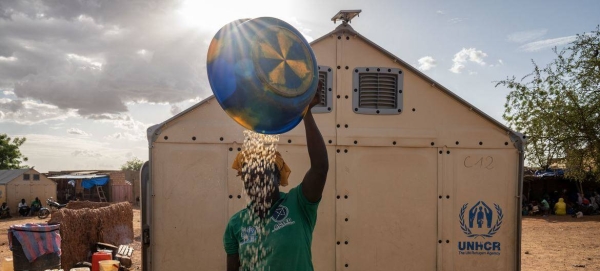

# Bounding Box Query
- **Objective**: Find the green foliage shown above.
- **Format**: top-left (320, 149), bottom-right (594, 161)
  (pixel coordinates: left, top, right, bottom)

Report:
top-left (121, 157), bottom-right (144, 171)
top-left (496, 26), bottom-right (600, 182)
top-left (0, 134), bottom-right (28, 170)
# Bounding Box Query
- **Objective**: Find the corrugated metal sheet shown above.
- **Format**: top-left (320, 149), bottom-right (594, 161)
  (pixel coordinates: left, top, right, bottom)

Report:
top-left (0, 169), bottom-right (30, 184)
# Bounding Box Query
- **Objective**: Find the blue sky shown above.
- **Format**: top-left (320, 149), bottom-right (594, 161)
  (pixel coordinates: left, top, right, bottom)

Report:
top-left (0, 0), bottom-right (598, 172)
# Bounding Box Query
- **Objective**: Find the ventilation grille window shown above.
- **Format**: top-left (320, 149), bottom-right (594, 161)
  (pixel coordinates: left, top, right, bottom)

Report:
top-left (352, 67), bottom-right (403, 115)
top-left (311, 65), bottom-right (333, 114)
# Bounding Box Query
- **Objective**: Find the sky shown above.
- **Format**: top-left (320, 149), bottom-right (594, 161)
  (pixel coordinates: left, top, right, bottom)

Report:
top-left (0, 0), bottom-right (598, 172)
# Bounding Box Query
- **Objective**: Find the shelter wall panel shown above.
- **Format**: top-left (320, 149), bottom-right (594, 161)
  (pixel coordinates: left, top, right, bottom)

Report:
top-left (0, 186), bottom-right (5, 204)
top-left (150, 143), bottom-right (228, 271)
top-left (334, 37), bottom-right (511, 148)
top-left (29, 183), bottom-right (55, 203)
top-left (157, 98), bottom-right (246, 144)
top-left (442, 149), bottom-right (518, 271)
top-left (15, 183), bottom-right (30, 204)
top-left (336, 147), bottom-right (438, 271)
top-left (227, 143), bottom-right (246, 216)
top-left (7, 184), bottom-right (18, 213)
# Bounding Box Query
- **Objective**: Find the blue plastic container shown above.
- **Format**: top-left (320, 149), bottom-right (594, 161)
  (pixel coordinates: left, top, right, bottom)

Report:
top-left (207, 17), bottom-right (318, 134)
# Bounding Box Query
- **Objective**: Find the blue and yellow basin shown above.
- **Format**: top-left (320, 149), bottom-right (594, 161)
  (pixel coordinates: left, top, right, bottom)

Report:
top-left (207, 17), bottom-right (318, 134)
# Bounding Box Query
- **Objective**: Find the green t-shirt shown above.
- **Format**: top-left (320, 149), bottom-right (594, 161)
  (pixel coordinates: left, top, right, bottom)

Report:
top-left (224, 184), bottom-right (319, 271)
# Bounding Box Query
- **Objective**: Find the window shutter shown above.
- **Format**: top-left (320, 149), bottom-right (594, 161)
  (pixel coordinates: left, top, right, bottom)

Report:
top-left (311, 65), bottom-right (333, 113)
top-left (352, 67), bottom-right (404, 114)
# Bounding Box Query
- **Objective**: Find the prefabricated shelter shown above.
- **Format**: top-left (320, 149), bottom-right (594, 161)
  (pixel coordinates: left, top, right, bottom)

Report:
top-left (0, 168), bottom-right (57, 214)
top-left (143, 11), bottom-right (525, 271)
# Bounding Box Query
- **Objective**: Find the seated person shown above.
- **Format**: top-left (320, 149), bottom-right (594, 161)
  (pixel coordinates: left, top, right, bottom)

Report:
top-left (540, 198), bottom-right (550, 216)
top-left (554, 198), bottom-right (567, 215)
top-left (0, 202), bottom-right (11, 218)
top-left (18, 199), bottom-right (29, 217)
top-left (530, 204), bottom-right (540, 216)
top-left (581, 198), bottom-right (593, 215)
top-left (29, 197), bottom-right (42, 216)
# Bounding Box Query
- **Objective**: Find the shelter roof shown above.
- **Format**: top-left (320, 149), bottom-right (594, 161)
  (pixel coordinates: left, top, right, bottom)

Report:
top-left (47, 174), bottom-right (107, 180)
top-left (0, 168), bottom-right (30, 184)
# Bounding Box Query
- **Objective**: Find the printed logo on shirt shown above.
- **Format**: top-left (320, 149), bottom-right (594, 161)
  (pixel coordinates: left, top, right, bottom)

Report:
top-left (240, 226), bottom-right (257, 245)
top-left (272, 205), bottom-right (295, 232)
top-left (271, 205), bottom-right (289, 222)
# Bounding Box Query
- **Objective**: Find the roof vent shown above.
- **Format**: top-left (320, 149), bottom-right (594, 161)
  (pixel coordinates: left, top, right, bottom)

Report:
top-left (331, 10), bottom-right (362, 24)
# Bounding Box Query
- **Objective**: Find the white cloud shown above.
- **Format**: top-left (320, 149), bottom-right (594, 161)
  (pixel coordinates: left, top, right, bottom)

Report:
top-left (2, 90), bottom-right (15, 96)
top-left (66, 53), bottom-right (103, 71)
top-left (90, 113), bottom-right (148, 141)
top-left (2, 2), bottom-right (210, 116)
top-left (0, 98), bottom-right (77, 124)
top-left (448, 18), bottom-right (466, 24)
top-left (468, 71), bottom-right (478, 75)
top-left (507, 29), bottom-right (548, 43)
top-left (136, 49), bottom-right (154, 62)
top-left (67, 128), bottom-right (91, 136)
top-left (450, 48), bottom-right (488, 74)
top-left (519, 35), bottom-right (577, 52)
top-left (417, 56), bottom-right (437, 71)
top-left (170, 104), bottom-right (181, 115)
top-left (16, 133), bottom-right (147, 172)
top-left (0, 56), bottom-right (18, 62)
top-left (104, 132), bottom-right (144, 141)
top-left (71, 149), bottom-right (103, 158)
top-left (490, 59), bottom-right (503, 68)
top-left (436, 10), bottom-right (445, 15)
top-left (285, 17), bottom-right (313, 42)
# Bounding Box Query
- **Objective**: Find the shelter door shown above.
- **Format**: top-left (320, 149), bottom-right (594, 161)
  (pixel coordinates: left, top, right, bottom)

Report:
top-left (336, 146), bottom-right (438, 270)
top-left (441, 148), bottom-right (518, 271)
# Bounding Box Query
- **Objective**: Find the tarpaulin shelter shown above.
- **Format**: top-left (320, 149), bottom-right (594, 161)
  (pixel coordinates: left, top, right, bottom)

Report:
top-left (48, 174), bottom-right (108, 202)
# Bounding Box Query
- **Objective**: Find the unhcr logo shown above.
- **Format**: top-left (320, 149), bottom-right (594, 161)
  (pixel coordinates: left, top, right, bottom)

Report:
top-left (458, 201), bottom-right (503, 256)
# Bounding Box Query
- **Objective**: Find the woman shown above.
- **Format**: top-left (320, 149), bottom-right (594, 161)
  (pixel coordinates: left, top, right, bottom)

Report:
top-left (554, 198), bottom-right (567, 215)
top-left (18, 199), bottom-right (29, 217)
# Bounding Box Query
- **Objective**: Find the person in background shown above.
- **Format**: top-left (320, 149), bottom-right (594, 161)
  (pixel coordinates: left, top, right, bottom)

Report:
top-left (581, 197), bottom-right (593, 215)
top-left (18, 199), bottom-right (29, 217)
top-left (0, 202), bottom-right (11, 219)
top-left (29, 197), bottom-right (42, 216)
top-left (540, 198), bottom-right (550, 216)
top-left (554, 198), bottom-right (567, 215)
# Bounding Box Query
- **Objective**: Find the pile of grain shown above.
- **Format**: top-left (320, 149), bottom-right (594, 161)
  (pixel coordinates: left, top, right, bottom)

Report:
top-left (49, 202), bottom-right (133, 270)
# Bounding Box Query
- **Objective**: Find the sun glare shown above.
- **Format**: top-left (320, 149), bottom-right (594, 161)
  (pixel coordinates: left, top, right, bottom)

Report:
top-left (177, 0), bottom-right (292, 33)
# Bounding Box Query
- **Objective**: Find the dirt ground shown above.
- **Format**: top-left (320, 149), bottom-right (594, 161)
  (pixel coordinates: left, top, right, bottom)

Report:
top-left (0, 209), bottom-right (598, 270)
top-left (0, 207), bottom-right (141, 271)
top-left (521, 215), bottom-right (600, 271)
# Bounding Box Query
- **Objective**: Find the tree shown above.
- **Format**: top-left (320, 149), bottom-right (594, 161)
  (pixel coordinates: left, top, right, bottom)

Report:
top-left (0, 134), bottom-right (28, 170)
top-left (496, 26), bottom-right (600, 185)
top-left (121, 157), bottom-right (144, 171)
